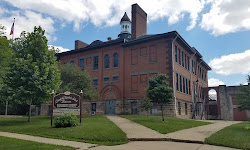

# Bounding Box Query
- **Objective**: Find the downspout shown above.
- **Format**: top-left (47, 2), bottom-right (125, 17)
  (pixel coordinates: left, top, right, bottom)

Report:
top-left (171, 34), bottom-right (178, 116)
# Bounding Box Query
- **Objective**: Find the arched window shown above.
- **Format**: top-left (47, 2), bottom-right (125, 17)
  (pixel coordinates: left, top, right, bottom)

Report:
top-left (113, 52), bottom-right (119, 68)
top-left (125, 25), bottom-right (127, 29)
top-left (104, 54), bottom-right (110, 69)
top-left (70, 60), bottom-right (75, 65)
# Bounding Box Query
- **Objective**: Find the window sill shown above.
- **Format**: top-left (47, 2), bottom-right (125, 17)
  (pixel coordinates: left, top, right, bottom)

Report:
top-left (113, 67), bottom-right (119, 69)
top-left (131, 91), bottom-right (138, 93)
top-left (103, 68), bottom-right (110, 70)
top-left (139, 55), bottom-right (147, 58)
top-left (140, 82), bottom-right (148, 84)
top-left (93, 70), bottom-right (98, 72)
top-left (149, 61), bottom-right (157, 64)
top-left (130, 64), bottom-right (137, 66)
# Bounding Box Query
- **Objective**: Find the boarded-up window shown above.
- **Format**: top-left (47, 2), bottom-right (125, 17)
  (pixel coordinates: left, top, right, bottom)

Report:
top-left (140, 47), bottom-right (147, 56)
top-left (131, 49), bottom-right (138, 65)
top-left (131, 75), bottom-right (138, 91)
top-left (149, 73), bottom-right (157, 78)
top-left (86, 57), bottom-right (92, 65)
top-left (140, 74), bottom-right (147, 83)
top-left (149, 45), bottom-right (157, 62)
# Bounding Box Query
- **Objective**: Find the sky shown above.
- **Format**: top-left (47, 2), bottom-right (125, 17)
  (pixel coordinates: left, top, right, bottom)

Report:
top-left (1, 0), bottom-right (250, 87)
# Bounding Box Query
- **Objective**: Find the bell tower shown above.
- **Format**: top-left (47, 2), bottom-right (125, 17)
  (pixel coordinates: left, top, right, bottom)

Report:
top-left (118, 12), bottom-right (131, 39)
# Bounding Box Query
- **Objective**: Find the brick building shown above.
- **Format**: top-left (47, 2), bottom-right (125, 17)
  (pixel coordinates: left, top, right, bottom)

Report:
top-left (56, 4), bottom-right (211, 118)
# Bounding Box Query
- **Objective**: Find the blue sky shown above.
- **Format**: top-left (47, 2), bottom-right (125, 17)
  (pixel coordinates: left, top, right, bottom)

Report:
top-left (1, 0), bottom-right (250, 86)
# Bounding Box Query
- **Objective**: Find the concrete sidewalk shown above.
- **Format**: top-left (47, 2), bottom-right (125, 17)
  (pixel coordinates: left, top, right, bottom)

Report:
top-left (106, 116), bottom-right (167, 140)
top-left (89, 141), bottom-right (239, 150)
top-left (166, 120), bottom-right (241, 143)
top-left (0, 131), bottom-right (96, 150)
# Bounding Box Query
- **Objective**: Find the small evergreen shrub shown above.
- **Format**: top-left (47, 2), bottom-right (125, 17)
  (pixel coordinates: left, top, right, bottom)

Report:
top-left (54, 113), bottom-right (77, 128)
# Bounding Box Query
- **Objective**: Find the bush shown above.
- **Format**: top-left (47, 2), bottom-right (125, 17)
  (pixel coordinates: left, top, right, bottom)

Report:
top-left (54, 113), bottom-right (77, 128)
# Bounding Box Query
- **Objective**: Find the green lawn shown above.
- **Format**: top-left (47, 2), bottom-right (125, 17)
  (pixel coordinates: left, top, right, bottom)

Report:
top-left (206, 121), bottom-right (250, 149)
top-left (122, 116), bottom-right (211, 134)
top-left (0, 116), bottom-right (128, 146)
top-left (0, 136), bottom-right (75, 150)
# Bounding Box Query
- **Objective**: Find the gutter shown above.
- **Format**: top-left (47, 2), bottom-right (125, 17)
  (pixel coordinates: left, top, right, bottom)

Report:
top-left (171, 34), bottom-right (178, 116)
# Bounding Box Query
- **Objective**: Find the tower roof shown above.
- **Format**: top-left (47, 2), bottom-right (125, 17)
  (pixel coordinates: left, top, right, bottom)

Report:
top-left (120, 12), bottom-right (131, 23)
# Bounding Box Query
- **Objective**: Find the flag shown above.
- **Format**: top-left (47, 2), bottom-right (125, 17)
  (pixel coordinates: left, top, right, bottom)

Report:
top-left (10, 22), bottom-right (14, 35)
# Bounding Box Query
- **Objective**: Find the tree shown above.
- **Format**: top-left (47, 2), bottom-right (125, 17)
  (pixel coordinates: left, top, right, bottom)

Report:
top-left (146, 73), bottom-right (173, 121)
top-left (141, 97), bottom-right (152, 117)
top-left (0, 25), bottom-right (13, 115)
top-left (57, 64), bottom-right (98, 100)
top-left (236, 75), bottom-right (250, 111)
top-left (2, 26), bottom-right (61, 122)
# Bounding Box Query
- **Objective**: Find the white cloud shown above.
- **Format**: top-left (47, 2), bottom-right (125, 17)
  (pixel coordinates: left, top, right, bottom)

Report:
top-left (0, 7), bottom-right (56, 42)
top-left (208, 78), bottom-right (225, 87)
top-left (3, 0), bottom-right (206, 31)
top-left (48, 45), bottom-right (71, 53)
top-left (200, 0), bottom-right (250, 36)
top-left (209, 50), bottom-right (250, 75)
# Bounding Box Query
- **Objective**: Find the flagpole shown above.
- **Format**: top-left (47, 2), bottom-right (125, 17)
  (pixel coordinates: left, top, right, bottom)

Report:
top-left (12, 18), bottom-right (15, 40)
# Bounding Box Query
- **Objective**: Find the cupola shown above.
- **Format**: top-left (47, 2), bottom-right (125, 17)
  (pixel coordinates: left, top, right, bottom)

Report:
top-left (118, 12), bottom-right (131, 39)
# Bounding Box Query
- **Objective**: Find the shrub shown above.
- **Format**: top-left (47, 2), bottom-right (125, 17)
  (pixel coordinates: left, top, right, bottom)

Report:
top-left (54, 113), bottom-right (77, 128)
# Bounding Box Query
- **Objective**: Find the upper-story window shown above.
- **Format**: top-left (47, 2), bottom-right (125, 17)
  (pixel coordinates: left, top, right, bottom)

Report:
top-left (175, 45), bottom-right (177, 63)
top-left (104, 54), bottom-right (110, 69)
top-left (113, 52), bottom-right (119, 68)
top-left (93, 56), bottom-right (98, 70)
top-left (80, 58), bottom-right (84, 70)
top-left (178, 48), bottom-right (181, 65)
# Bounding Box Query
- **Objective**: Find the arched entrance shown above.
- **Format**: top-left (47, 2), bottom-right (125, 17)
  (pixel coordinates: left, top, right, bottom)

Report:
top-left (101, 85), bottom-right (121, 115)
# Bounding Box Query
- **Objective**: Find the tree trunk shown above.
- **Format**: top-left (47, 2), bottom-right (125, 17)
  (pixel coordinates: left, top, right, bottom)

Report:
top-left (28, 99), bottom-right (32, 123)
top-left (161, 104), bottom-right (164, 122)
top-left (5, 100), bottom-right (8, 116)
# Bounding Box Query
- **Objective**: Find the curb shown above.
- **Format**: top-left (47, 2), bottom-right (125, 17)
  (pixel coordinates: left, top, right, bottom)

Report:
top-left (128, 138), bottom-right (204, 144)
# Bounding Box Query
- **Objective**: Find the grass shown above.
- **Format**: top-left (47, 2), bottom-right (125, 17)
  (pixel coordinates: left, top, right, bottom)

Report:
top-left (122, 116), bottom-right (211, 134)
top-left (0, 116), bottom-right (128, 146)
top-left (0, 136), bottom-right (75, 150)
top-left (205, 121), bottom-right (250, 149)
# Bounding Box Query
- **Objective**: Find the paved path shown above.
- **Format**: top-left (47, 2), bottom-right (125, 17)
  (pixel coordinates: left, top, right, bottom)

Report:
top-left (106, 115), bottom-right (167, 140)
top-left (89, 141), bottom-right (239, 150)
top-left (166, 120), bottom-right (241, 143)
top-left (0, 131), bottom-right (96, 150)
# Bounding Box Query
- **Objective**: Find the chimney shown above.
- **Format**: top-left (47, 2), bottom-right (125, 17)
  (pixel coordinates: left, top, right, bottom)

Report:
top-left (75, 40), bottom-right (88, 49)
top-left (131, 3), bottom-right (147, 38)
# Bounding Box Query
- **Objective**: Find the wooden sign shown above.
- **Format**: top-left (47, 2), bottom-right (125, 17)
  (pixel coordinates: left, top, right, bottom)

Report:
top-left (53, 91), bottom-right (80, 116)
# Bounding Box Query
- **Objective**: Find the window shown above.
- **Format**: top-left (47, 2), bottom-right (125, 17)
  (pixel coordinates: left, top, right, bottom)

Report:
top-left (64, 62), bottom-right (67, 64)
top-left (182, 51), bottom-right (184, 67)
top-left (131, 75), bottom-right (138, 91)
top-left (194, 61), bottom-right (196, 75)
top-left (178, 102), bottom-right (181, 115)
top-left (198, 66), bottom-right (200, 77)
top-left (189, 80), bottom-right (191, 95)
top-left (131, 49), bottom-right (138, 65)
top-left (183, 76), bottom-right (185, 93)
top-left (140, 74), bottom-right (147, 83)
top-left (187, 56), bottom-right (190, 70)
top-left (104, 54), bottom-right (110, 69)
top-left (140, 47), bottom-right (147, 56)
top-left (178, 48), bottom-right (181, 65)
top-left (113, 52), bottom-right (119, 68)
top-left (175, 45), bottom-right (177, 63)
top-left (70, 60), bottom-right (74, 65)
top-left (176, 73), bottom-right (179, 91)
top-left (180, 75), bottom-right (182, 92)
top-left (186, 78), bottom-right (188, 94)
top-left (202, 69), bottom-right (204, 80)
top-left (192, 60), bottom-right (194, 74)
top-left (80, 58), bottom-right (84, 70)
top-left (149, 45), bottom-right (157, 62)
top-left (185, 54), bottom-right (187, 69)
top-left (185, 103), bottom-right (187, 115)
top-left (113, 75), bottom-right (119, 82)
top-left (93, 56), bottom-right (98, 70)
top-left (204, 72), bottom-right (207, 81)
top-left (103, 76), bottom-right (109, 83)
top-left (93, 79), bottom-right (98, 89)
